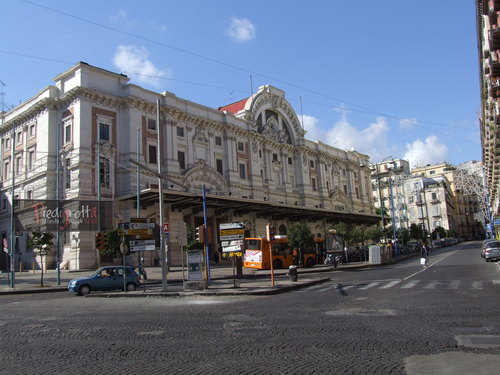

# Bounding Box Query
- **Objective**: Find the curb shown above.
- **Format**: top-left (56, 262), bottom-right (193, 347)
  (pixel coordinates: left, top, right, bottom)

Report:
top-left (84, 277), bottom-right (331, 298)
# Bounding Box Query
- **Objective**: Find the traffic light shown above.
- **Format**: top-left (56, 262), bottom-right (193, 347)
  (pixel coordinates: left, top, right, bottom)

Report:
top-left (95, 232), bottom-right (105, 251)
top-left (195, 225), bottom-right (205, 244)
top-left (266, 223), bottom-right (275, 241)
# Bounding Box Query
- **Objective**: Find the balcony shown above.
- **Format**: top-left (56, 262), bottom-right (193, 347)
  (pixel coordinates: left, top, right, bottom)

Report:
top-left (490, 28), bottom-right (500, 51)
top-left (492, 80), bottom-right (500, 97)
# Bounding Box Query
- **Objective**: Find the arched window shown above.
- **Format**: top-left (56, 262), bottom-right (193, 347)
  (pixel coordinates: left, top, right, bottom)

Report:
top-left (278, 224), bottom-right (287, 235)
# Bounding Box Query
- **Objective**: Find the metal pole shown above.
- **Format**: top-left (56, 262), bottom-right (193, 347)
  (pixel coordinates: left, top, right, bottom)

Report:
top-left (389, 177), bottom-right (398, 257)
top-left (202, 185), bottom-right (211, 285)
top-left (96, 126), bottom-right (101, 268)
top-left (9, 127), bottom-right (15, 288)
top-left (56, 121), bottom-right (61, 285)
top-left (136, 128), bottom-right (142, 278)
top-left (157, 99), bottom-right (167, 291)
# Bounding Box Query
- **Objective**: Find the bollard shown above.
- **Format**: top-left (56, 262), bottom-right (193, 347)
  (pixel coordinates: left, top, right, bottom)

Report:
top-left (288, 265), bottom-right (298, 282)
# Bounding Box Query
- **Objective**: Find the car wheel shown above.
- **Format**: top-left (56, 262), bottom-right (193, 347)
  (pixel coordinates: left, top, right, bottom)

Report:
top-left (78, 285), bottom-right (91, 295)
top-left (306, 258), bottom-right (315, 267)
top-left (273, 259), bottom-right (283, 269)
top-left (486, 258), bottom-right (490, 262)
top-left (126, 283), bottom-right (137, 292)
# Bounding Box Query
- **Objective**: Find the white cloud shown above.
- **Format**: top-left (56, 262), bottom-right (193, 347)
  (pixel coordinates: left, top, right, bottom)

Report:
top-left (112, 45), bottom-right (170, 87)
top-left (301, 113), bottom-right (394, 161)
top-left (227, 17), bottom-right (256, 42)
top-left (109, 10), bottom-right (127, 21)
top-left (399, 117), bottom-right (417, 130)
top-left (403, 135), bottom-right (449, 169)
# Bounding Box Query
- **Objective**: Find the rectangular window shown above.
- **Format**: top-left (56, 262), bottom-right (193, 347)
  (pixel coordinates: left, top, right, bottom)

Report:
top-left (3, 160), bottom-right (9, 179)
top-left (29, 124), bottom-right (36, 138)
top-left (215, 136), bottom-right (222, 146)
top-left (343, 185), bottom-right (348, 194)
top-left (148, 145), bottom-right (157, 164)
top-left (288, 157), bottom-right (292, 165)
top-left (310, 160), bottom-right (315, 168)
top-left (259, 149), bottom-right (262, 158)
top-left (273, 153), bottom-right (278, 162)
top-left (99, 123), bottom-right (110, 141)
top-left (342, 169), bottom-right (346, 176)
top-left (15, 154), bottom-right (22, 175)
top-left (239, 163), bottom-right (246, 179)
top-left (178, 151), bottom-right (185, 170)
top-left (28, 149), bottom-right (35, 171)
top-left (65, 158), bottom-right (71, 189)
top-left (16, 131), bottom-right (22, 145)
top-left (13, 194), bottom-right (19, 208)
top-left (64, 121), bottom-right (72, 143)
top-left (237, 142), bottom-right (244, 152)
top-left (176, 127), bottom-right (184, 137)
top-left (431, 192), bottom-right (437, 200)
top-left (99, 157), bottom-right (110, 188)
top-left (355, 187), bottom-right (360, 199)
top-left (26, 190), bottom-right (33, 200)
top-left (312, 178), bottom-right (317, 191)
top-left (4, 137), bottom-right (10, 150)
top-left (147, 118), bottom-right (156, 131)
top-left (216, 159), bottom-right (223, 175)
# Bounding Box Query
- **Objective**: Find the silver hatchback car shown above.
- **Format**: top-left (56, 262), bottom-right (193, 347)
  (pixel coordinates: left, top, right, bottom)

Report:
top-left (484, 240), bottom-right (500, 262)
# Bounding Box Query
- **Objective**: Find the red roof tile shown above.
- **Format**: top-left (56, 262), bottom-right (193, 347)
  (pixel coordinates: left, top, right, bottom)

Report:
top-left (218, 97), bottom-right (249, 114)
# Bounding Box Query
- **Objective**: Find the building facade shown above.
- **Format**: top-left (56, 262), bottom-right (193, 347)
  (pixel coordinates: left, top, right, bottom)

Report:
top-left (0, 62), bottom-right (379, 271)
top-left (477, 0), bottom-right (500, 231)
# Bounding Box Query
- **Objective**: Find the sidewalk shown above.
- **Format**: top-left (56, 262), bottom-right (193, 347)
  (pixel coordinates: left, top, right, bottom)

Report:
top-left (0, 259), bottom-right (394, 297)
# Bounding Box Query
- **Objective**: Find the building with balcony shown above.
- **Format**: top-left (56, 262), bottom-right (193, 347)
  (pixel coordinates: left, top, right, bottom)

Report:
top-left (0, 62), bottom-right (379, 270)
top-left (477, 0), bottom-right (500, 230)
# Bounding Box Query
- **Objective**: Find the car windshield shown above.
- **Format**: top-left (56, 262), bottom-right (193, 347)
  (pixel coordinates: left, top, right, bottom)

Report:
top-left (486, 241), bottom-right (500, 248)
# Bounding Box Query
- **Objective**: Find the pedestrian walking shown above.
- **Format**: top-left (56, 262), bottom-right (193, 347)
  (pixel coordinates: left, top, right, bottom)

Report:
top-left (420, 241), bottom-right (429, 267)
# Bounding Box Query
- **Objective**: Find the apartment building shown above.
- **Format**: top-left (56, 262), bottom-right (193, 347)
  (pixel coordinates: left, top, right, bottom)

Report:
top-left (0, 62), bottom-right (379, 270)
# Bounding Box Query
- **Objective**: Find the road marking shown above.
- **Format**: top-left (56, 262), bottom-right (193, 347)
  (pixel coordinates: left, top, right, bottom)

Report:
top-left (471, 281), bottom-right (482, 289)
top-left (447, 280), bottom-right (461, 289)
top-left (403, 250), bottom-right (457, 281)
top-left (424, 280), bottom-right (440, 289)
top-left (358, 282), bottom-right (380, 290)
top-left (379, 280), bottom-right (402, 289)
top-left (401, 280), bottom-right (420, 289)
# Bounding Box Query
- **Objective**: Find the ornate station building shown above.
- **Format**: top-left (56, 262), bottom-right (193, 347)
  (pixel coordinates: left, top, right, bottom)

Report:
top-left (0, 62), bottom-right (379, 270)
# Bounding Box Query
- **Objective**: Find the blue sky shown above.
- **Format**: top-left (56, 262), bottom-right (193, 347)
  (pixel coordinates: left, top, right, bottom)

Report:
top-left (1, 0), bottom-right (480, 168)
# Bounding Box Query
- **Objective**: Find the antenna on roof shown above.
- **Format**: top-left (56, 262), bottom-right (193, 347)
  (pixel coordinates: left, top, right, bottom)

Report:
top-left (300, 96), bottom-right (304, 131)
top-left (0, 80), bottom-right (5, 112)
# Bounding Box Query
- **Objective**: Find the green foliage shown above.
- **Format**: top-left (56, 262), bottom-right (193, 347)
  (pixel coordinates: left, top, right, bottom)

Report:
top-left (100, 230), bottom-right (123, 257)
top-left (432, 226), bottom-right (446, 240)
top-left (409, 224), bottom-right (425, 241)
top-left (350, 226), bottom-right (365, 245)
top-left (396, 227), bottom-right (410, 245)
top-left (28, 231), bottom-right (54, 252)
top-left (186, 225), bottom-right (203, 250)
top-left (287, 224), bottom-right (314, 252)
top-left (365, 226), bottom-right (384, 243)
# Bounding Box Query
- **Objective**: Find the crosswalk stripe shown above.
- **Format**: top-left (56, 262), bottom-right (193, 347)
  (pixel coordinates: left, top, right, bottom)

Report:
top-left (471, 281), bottom-right (482, 289)
top-left (358, 282), bottom-right (380, 290)
top-left (379, 280), bottom-right (401, 289)
top-left (424, 280), bottom-right (440, 289)
top-left (401, 280), bottom-right (420, 289)
top-left (447, 280), bottom-right (461, 289)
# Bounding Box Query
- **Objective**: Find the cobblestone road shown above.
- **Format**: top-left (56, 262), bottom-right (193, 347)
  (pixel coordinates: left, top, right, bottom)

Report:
top-left (0, 245), bottom-right (499, 374)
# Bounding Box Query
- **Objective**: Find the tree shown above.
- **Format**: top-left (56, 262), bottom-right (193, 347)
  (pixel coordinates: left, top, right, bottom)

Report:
top-left (332, 222), bottom-right (352, 246)
top-left (28, 231), bottom-right (54, 287)
top-left (101, 230), bottom-right (122, 258)
top-left (350, 226), bottom-right (365, 245)
top-left (365, 226), bottom-right (384, 244)
top-left (432, 226), bottom-right (446, 240)
top-left (287, 223), bottom-right (314, 267)
top-left (409, 224), bottom-right (424, 241)
top-left (396, 227), bottom-right (410, 245)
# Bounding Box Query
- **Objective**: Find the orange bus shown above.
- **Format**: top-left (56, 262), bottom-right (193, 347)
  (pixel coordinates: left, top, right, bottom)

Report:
top-left (243, 236), bottom-right (316, 269)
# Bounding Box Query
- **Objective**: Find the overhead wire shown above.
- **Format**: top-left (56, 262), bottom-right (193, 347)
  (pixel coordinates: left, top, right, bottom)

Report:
top-left (10, 0), bottom-right (479, 144)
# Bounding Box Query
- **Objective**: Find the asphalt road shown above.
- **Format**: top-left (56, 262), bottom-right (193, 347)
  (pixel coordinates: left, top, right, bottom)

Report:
top-left (0, 241), bottom-right (498, 375)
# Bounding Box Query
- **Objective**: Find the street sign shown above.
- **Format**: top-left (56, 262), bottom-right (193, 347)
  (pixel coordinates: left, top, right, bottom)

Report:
top-left (222, 244), bottom-right (243, 252)
top-left (130, 240), bottom-right (156, 247)
top-left (163, 223), bottom-right (169, 233)
top-left (129, 244), bottom-right (156, 252)
top-left (117, 228), bottom-right (153, 236)
top-left (131, 218), bottom-right (156, 223)
top-left (219, 222), bottom-right (245, 230)
top-left (219, 234), bottom-right (244, 241)
top-left (119, 222), bottom-right (155, 230)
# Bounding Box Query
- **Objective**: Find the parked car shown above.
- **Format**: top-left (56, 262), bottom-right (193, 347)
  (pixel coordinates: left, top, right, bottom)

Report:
top-left (484, 241), bottom-right (500, 262)
top-left (481, 239), bottom-right (496, 258)
top-left (68, 266), bottom-right (141, 295)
